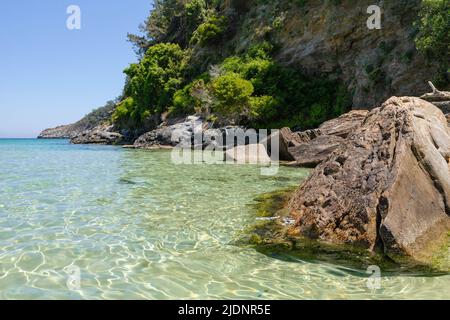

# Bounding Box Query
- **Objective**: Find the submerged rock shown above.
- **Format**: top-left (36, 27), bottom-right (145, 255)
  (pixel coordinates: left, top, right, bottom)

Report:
top-left (256, 97), bottom-right (450, 268)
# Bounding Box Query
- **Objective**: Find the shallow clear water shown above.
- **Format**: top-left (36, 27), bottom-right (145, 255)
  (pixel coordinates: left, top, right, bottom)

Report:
top-left (0, 139), bottom-right (448, 300)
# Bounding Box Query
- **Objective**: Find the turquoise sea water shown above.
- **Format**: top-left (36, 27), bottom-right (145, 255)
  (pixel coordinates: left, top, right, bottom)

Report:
top-left (0, 139), bottom-right (449, 299)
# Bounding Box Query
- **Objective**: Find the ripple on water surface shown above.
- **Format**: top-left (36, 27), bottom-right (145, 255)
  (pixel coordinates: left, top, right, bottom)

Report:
top-left (0, 139), bottom-right (449, 299)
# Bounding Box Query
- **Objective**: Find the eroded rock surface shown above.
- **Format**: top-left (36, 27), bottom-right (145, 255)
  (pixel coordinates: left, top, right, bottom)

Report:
top-left (38, 125), bottom-right (80, 139)
top-left (283, 97), bottom-right (450, 265)
top-left (286, 110), bottom-right (368, 166)
top-left (317, 110), bottom-right (369, 138)
top-left (287, 135), bottom-right (344, 168)
top-left (71, 124), bottom-right (124, 145)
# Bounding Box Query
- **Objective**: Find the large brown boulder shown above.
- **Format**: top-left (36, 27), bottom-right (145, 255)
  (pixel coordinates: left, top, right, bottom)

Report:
top-left (283, 97), bottom-right (450, 265)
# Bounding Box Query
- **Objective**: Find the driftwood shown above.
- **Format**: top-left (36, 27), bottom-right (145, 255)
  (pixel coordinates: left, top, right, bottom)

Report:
top-left (421, 81), bottom-right (450, 102)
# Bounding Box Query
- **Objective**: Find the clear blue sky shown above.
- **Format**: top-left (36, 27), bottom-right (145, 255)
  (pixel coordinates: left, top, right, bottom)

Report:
top-left (0, 0), bottom-right (152, 138)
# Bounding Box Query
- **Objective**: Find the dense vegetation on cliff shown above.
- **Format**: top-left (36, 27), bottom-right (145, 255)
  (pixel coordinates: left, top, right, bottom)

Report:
top-left (104, 0), bottom-right (450, 135)
top-left (114, 0), bottom-right (351, 132)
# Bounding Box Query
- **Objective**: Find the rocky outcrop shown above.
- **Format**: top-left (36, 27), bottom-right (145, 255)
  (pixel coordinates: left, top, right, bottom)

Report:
top-left (262, 128), bottom-right (298, 161)
top-left (133, 116), bottom-right (206, 149)
top-left (271, 97), bottom-right (450, 266)
top-left (38, 125), bottom-right (81, 139)
top-left (38, 102), bottom-right (116, 139)
top-left (285, 110), bottom-right (368, 165)
top-left (71, 124), bottom-right (124, 145)
top-left (132, 116), bottom-right (258, 151)
top-left (317, 110), bottom-right (369, 138)
top-left (288, 135), bottom-right (345, 167)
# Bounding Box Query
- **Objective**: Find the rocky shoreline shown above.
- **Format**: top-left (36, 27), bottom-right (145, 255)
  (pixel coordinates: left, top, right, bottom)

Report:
top-left (38, 84), bottom-right (450, 269)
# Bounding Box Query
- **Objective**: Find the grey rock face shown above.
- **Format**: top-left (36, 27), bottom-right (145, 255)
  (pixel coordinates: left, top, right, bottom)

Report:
top-left (133, 116), bottom-right (254, 150)
top-left (71, 124), bottom-right (124, 145)
top-left (270, 0), bottom-right (436, 108)
top-left (133, 116), bottom-right (204, 149)
top-left (38, 125), bottom-right (80, 139)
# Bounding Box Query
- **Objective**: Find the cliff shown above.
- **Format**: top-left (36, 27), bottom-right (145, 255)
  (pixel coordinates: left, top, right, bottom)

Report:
top-left (191, 0), bottom-right (442, 108)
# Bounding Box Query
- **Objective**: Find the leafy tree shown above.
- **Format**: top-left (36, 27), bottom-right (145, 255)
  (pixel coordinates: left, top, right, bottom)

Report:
top-left (170, 82), bottom-right (197, 116)
top-left (127, 0), bottom-right (184, 55)
top-left (415, 0), bottom-right (450, 87)
top-left (190, 15), bottom-right (228, 46)
top-left (128, 0), bottom-right (215, 54)
top-left (211, 72), bottom-right (254, 118)
top-left (121, 1), bottom-right (350, 130)
top-left (112, 97), bottom-right (138, 128)
top-left (121, 43), bottom-right (188, 127)
top-left (185, 0), bottom-right (208, 31)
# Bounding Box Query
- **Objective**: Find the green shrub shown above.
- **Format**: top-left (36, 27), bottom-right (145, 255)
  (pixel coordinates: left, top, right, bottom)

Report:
top-left (211, 72), bottom-right (254, 117)
top-left (112, 97), bottom-right (138, 128)
top-left (246, 41), bottom-right (274, 60)
top-left (416, 0), bottom-right (450, 60)
top-left (119, 43), bottom-right (188, 128)
top-left (185, 0), bottom-right (207, 23)
top-left (170, 83), bottom-right (196, 117)
top-left (169, 78), bottom-right (214, 116)
top-left (167, 48), bottom-right (350, 129)
top-left (249, 95), bottom-right (279, 120)
top-left (241, 58), bottom-right (274, 91)
top-left (220, 56), bottom-right (244, 73)
top-left (184, 0), bottom-right (208, 36)
top-left (190, 15), bottom-right (227, 46)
